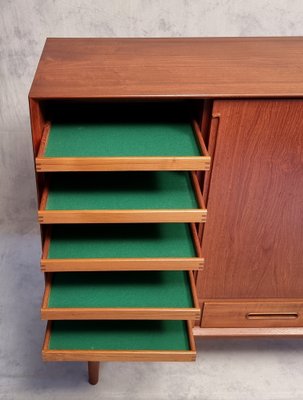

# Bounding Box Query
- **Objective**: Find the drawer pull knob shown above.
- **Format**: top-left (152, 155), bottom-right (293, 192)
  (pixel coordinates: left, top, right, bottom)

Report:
top-left (246, 312), bottom-right (299, 320)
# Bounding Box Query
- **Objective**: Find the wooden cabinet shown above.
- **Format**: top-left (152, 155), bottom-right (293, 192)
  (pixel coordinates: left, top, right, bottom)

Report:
top-left (29, 38), bottom-right (303, 385)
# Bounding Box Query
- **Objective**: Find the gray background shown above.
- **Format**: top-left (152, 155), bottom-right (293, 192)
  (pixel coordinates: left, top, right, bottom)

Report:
top-left (1, 1), bottom-right (303, 399)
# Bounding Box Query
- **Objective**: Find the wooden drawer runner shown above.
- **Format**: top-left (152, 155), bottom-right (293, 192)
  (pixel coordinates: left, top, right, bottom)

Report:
top-left (42, 320), bottom-right (196, 362)
top-left (41, 271), bottom-right (200, 320)
top-left (202, 301), bottom-right (303, 328)
top-left (41, 223), bottom-right (203, 272)
top-left (36, 100), bottom-right (210, 172)
top-left (38, 171), bottom-right (206, 224)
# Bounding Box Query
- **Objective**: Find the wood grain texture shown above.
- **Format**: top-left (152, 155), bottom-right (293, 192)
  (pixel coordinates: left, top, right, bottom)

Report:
top-left (202, 300), bottom-right (303, 328)
top-left (43, 350), bottom-right (196, 362)
top-left (36, 156), bottom-right (210, 172)
top-left (29, 99), bottom-right (45, 156)
top-left (38, 209), bottom-right (207, 224)
top-left (30, 38), bottom-right (303, 99)
top-left (41, 307), bottom-right (200, 321)
top-left (197, 100), bottom-right (303, 300)
top-left (193, 327), bottom-right (303, 338)
top-left (41, 258), bottom-right (204, 272)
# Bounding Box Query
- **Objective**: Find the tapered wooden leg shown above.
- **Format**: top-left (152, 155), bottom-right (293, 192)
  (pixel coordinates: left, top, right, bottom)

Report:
top-left (88, 362), bottom-right (100, 385)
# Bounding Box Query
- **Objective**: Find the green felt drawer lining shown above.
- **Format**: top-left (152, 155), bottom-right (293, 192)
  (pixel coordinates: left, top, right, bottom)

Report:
top-left (47, 223), bottom-right (196, 259)
top-left (49, 320), bottom-right (190, 350)
top-left (48, 271), bottom-right (194, 308)
top-left (45, 172), bottom-right (198, 211)
top-left (45, 123), bottom-right (200, 158)
top-left (44, 101), bottom-right (200, 158)
top-left (43, 103), bottom-right (196, 353)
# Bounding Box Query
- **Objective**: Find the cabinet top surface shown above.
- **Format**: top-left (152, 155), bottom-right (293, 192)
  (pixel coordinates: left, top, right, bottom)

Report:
top-left (29, 37), bottom-right (303, 99)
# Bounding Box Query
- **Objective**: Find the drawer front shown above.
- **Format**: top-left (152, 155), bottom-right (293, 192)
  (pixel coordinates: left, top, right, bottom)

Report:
top-left (202, 301), bottom-right (303, 328)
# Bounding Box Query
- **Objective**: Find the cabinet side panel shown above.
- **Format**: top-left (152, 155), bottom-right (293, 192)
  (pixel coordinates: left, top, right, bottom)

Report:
top-left (29, 99), bottom-right (45, 156)
top-left (29, 98), bottom-right (45, 242)
top-left (197, 99), bottom-right (303, 300)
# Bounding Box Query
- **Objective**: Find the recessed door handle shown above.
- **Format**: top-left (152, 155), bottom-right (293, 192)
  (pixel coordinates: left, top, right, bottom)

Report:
top-left (246, 312), bottom-right (299, 320)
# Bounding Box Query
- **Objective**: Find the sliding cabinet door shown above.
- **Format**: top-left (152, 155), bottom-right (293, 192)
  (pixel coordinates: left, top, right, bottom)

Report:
top-left (197, 100), bottom-right (303, 307)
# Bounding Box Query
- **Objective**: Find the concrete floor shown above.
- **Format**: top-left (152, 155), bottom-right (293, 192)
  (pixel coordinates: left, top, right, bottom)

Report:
top-left (1, 223), bottom-right (303, 400)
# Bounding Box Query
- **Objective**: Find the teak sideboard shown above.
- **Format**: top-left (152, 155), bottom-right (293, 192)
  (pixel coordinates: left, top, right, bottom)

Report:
top-left (29, 38), bottom-right (303, 385)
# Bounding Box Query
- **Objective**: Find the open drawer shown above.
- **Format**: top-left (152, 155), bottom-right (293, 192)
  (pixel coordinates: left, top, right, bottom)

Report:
top-left (41, 223), bottom-right (203, 272)
top-left (41, 271), bottom-right (200, 320)
top-left (36, 101), bottom-right (210, 172)
top-left (42, 320), bottom-right (196, 362)
top-left (38, 171), bottom-right (207, 224)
